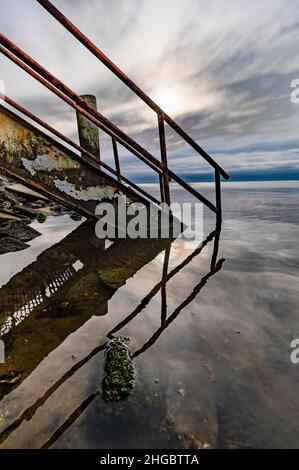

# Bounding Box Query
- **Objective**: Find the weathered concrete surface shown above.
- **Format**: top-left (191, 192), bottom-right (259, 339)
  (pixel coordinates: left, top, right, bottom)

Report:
top-left (0, 106), bottom-right (142, 218)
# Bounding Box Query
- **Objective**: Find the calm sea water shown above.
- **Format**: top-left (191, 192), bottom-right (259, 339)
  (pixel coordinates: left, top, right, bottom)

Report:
top-left (0, 180), bottom-right (298, 449)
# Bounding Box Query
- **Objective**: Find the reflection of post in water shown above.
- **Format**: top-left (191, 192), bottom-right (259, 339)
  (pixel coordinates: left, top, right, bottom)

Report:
top-left (210, 221), bottom-right (221, 272)
top-left (108, 228), bottom-right (218, 337)
top-left (109, 225), bottom-right (223, 356)
top-left (161, 246), bottom-right (171, 323)
top-left (133, 258), bottom-right (224, 358)
top-left (0, 226), bottom-right (224, 448)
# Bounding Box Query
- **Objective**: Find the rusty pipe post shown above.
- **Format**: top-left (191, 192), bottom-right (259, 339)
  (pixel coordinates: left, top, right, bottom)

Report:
top-left (76, 94), bottom-right (100, 160)
top-left (112, 138), bottom-right (121, 182)
top-left (158, 113), bottom-right (170, 205)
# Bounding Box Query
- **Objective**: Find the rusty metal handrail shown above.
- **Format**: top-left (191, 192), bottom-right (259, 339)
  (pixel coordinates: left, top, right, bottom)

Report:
top-left (0, 34), bottom-right (219, 214)
top-left (36, 0), bottom-right (229, 182)
top-left (2, 95), bottom-right (159, 205)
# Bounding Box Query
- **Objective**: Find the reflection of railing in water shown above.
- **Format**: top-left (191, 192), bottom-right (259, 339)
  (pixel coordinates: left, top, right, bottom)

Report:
top-left (0, 224), bottom-right (224, 448)
top-left (133, 258), bottom-right (224, 358)
top-left (108, 230), bottom-right (218, 337)
top-left (0, 223), bottom-right (172, 411)
top-left (0, 219), bottom-right (109, 338)
top-left (0, 226), bottom-right (99, 337)
top-left (42, 228), bottom-right (224, 449)
top-left (0, 264), bottom-right (79, 336)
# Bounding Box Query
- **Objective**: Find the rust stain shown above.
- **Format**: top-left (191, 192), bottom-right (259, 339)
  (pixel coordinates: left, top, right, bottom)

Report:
top-left (0, 106), bottom-right (137, 216)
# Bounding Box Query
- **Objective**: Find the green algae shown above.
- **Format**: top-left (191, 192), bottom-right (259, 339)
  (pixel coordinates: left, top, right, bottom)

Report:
top-left (102, 337), bottom-right (135, 402)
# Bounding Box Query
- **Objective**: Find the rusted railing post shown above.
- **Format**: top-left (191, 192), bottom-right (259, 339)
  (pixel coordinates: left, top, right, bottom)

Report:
top-left (158, 113), bottom-right (170, 204)
top-left (159, 173), bottom-right (165, 203)
top-left (112, 137), bottom-right (121, 182)
top-left (76, 94), bottom-right (100, 160)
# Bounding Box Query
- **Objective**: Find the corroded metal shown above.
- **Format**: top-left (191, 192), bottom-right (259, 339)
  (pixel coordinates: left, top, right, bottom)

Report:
top-left (0, 37), bottom-right (164, 176)
top-left (3, 95), bottom-right (159, 204)
top-left (158, 113), bottom-right (170, 205)
top-left (76, 94), bottom-right (100, 160)
top-left (0, 34), bottom-right (221, 213)
top-left (36, 0), bottom-right (229, 180)
top-left (112, 138), bottom-right (121, 182)
top-left (0, 106), bottom-right (145, 217)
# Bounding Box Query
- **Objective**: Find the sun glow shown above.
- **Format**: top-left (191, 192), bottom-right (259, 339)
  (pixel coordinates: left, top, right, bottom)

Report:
top-left (152, 84), bottom-right (183, 116)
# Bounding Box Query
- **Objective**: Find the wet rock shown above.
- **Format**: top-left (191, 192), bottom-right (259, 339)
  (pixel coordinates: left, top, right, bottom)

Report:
top-left (1, 201), bottom-right (12, 209)
top-left (0, 237), bottom-right (30, 254)
top-left (0, 189), bottom-right (18, 207)
top-left (102, 337), bottom-right (135, 402)
top-left (0, 176), bottom-right (83, 227)
top-left (0, 212), bottom-right (23, 222)
top-left (4, 185), bottom-right (49, 203)
top-left (51, 205), bottom-right (64, 215)
top-left (13, 204), bottom-right (41, 220)
top-left (0, 370), bottom-right (22, 385)
top-left (0, 176), bottom-right (10, 186)
top-left (70, 211), bottom-right (82, 221)
top-left (0, 220), bottom-right (41, 242)
top-left (36, 213), bottom-right (47, 223)
top-left (30, 200), bottom-right (46, 209)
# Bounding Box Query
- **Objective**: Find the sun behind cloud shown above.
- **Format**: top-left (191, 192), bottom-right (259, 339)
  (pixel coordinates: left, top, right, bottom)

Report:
top-left (152, 84), bottom-right (183, 116)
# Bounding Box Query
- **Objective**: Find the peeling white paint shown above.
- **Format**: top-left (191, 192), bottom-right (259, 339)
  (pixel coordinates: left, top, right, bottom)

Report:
top-left (22, 154), bottom-right (80, 176)
top-left (54, 179), bottom-right (116, 201)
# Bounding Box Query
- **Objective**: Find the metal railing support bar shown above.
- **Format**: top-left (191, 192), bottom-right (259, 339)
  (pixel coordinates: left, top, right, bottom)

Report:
top-left (158, 113), bottom-right (170, 205)
top-left (2, 95), bottom-right (159, 204)
top-left (35, 0), bottom-right (229, 180)
top-left (112, 138), bottom-right (121, 182)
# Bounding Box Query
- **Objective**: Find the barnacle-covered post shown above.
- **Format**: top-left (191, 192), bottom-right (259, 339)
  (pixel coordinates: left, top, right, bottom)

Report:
top-left (76, 94), bottom-right (100, 160)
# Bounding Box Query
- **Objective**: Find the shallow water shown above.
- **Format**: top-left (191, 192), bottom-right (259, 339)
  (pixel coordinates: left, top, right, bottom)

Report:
top-left (0, 180), bottom-right (298, 449)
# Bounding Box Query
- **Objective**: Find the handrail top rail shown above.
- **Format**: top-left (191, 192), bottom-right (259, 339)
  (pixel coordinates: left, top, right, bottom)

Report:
top-left (35, 0), bottom-right (229, 180)
top-left (0, 36), bottom-right (218, 213)
top-left (0, 97), bottom-right (160, 206)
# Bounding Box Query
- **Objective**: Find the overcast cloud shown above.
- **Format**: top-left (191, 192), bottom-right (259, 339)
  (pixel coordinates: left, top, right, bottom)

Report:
top-left (1, 0), bottom-right (299, 181)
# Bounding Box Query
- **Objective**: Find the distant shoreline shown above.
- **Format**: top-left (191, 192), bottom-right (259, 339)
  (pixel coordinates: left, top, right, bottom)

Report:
top-left (130, 174), bottom-right (299, 184)
top-left (140, 180), bottom-right (299, 189)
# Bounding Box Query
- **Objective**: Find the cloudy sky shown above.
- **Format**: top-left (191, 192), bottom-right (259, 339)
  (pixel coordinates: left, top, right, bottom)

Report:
top-left (1, 0), bottom-right (299, 182)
